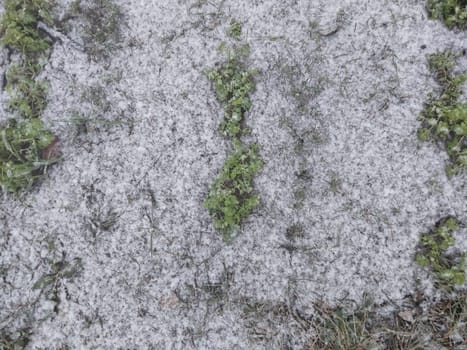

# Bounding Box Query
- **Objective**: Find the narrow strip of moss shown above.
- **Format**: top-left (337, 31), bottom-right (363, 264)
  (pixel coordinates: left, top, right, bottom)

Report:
top-left (207, 48), bottom-right (255, 141)
top-left (418, 51), bottom-right (467, 175)
top-left (427, 0), bottom-right (467, 29)
top-left (416, 217), bottom-right (466, 289)
top-left (204, 22), bottom-right (262, 242)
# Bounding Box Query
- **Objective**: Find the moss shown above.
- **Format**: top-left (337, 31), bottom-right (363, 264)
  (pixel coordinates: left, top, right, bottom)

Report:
top-left (204, 145), bottom-right (262, 241)
top-left (418, 51), bottom-right (467, 175)
top-left (228, 19), bottom-right (242, 39)
top-left (0, 118), bottom-right (57, 193)
top-left (207, 44), bottom-right (256, 141)
top-left (427, 0), bottom-right (467, 29)
top-left (416, 217), bottom-right (466, 289)
top-left (0, 0), bottom-right (53, 58)
top-left (205, 26), bottom-right (262, 241)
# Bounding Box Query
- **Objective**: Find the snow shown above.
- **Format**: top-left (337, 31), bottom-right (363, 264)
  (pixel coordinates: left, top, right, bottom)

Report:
top-left (0, 0), bottom-right (466, 348)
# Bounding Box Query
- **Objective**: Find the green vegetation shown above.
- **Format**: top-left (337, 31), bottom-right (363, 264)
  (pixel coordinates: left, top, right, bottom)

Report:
top-left (6, 64), bottom-right (48, 119)
top-left (204, 145), bottom-right (262, 241)
top-left (0, 0), bottom-right (58, 193)
top-left (0, 328), bottom-right (31, 350)
top-left (228, 19), bottom-right (242, 39)
top-left (205, 23), bottom-right (262, 241)
top-left (0, 118), bottom-right (58, 193)
top-left (311, 305), bottom-right (377, 350)
top-left (427, 0), bottom-right (467, 28)
top-left (0, 0), bottom-right (53, 58)
top-left (416, 217), bottom-right (466, 289)
top-left (207, 47), bottom-right (256, 142)
top-left (308, 294), bottom-right (467, 349)
top-left (418, 51), bottom-right (467, 175)
top-left (1, 0), bottom-right (52, 121)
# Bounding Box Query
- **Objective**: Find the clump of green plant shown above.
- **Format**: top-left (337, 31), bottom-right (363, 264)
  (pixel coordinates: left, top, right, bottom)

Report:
top-left (205, 27), bottom-right (262, 241)
top-left (204, 145), bottom-right (262, 241)
top-left (0, 0), bottom-right (59, 193)
top-left (207, 46), bottom-right (256, 141)
top-left (427, 0), bottom-right (467, 29)
top-left (228, 19), bottom-right (242, 39)
top-left (416, 217), bottom-right (466, 288)
top-left (0, 0), bottom-right (53, 58)
top-left (418, 51), bottom-right (467, 175)
top-left (6, 64), bottom-right (48, 119)
top-left (0, 327), bottom-right (31, 350)
top-left (1, 1), bottom-right (52, 121)
top-left (0, 118), bottom-right (58, 193)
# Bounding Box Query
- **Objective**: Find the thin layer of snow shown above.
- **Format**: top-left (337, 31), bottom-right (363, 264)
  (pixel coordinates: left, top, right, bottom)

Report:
top-left (1, 0), bottom-right (466, 348)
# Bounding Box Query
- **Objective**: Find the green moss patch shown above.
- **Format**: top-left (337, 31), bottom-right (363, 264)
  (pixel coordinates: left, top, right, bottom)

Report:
top-left (228, 19), bottom-right (242, 39)
top-left (207, 47), bottom-right (256, 141)
top-left (427, 0), bottom-right (467, 29)
top-left (204, 145), bottom-right (262, 241)
top-left (205, 23), bottom-right (263, 241)
top-left (416, 217), bottom-right (466, 289)
top-left (418, 51), bottom-right (467, 175)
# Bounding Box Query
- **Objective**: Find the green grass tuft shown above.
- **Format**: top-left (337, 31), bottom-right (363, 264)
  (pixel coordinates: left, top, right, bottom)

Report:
top-left (418, 51), bottom-right (467, 175)
top-left (0, 0), bottom-right (53, 58)
top-left (6, 64), bottom-right (48, 119)
top-left (310, 303), bottom-right (377, 350)
top-left (0, 118), bottom-right (58, 193)
top-left (427, 0), bottom-right (467, 29)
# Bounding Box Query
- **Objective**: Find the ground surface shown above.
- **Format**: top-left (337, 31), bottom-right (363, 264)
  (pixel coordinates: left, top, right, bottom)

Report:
top-left (0, 0), bottom-right (466, 349)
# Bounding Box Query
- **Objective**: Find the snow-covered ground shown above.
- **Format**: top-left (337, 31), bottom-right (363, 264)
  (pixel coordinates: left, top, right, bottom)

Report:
top-left (1, 0), bottom-right (466, 348)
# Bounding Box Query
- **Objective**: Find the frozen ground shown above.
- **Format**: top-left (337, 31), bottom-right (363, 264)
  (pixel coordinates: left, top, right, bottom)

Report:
top-left (0, 0), bottom-right (466, 349)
